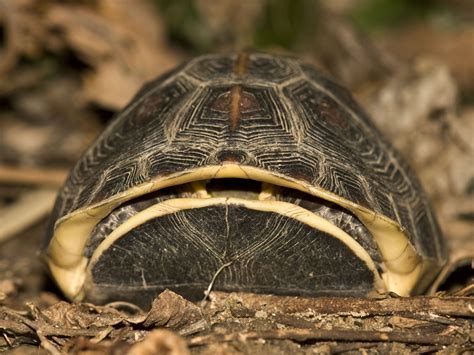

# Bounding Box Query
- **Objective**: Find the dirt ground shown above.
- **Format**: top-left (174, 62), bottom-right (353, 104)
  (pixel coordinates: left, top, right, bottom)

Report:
top-left (0, 0), bottom-right (472, 353)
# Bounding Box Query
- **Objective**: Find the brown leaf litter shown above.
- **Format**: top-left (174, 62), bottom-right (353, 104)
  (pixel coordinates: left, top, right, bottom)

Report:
top-left (1, 289), bottom-right (473, 353)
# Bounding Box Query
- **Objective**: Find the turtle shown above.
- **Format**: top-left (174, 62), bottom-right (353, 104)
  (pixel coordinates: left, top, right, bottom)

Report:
top-left (43, 52), bottom-right (447, 308)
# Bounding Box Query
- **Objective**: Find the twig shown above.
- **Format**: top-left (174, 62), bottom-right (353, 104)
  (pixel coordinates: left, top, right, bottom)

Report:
top-left (0, 165), bottom-right (68, 187)
top-left (1, 330), bottom-right (14, 347)
top-left (0, 318), bottom-right (109, 338)
top-left (188, 328), bottom-right (461, 347)
top-left (0, 188), bottom-right (57, 243)
top-left (453, 284), bottom-right (474, 297)
top-left (416, 345), bottom-right (448, 354)
top-left (202, 261), bottom-right (233, 302)
top-left (330, 342), bottom-right (379, 353)
top-left (398, 312), bottom-right (465, 326)
top-left (210, 292), bottom-right (474, 318)
top-left (90, 326), bottom-right (114, 344)
top-left (0, 319), bottom-right (34, 335)
top-left (37, 331), bottom-right (61, 355)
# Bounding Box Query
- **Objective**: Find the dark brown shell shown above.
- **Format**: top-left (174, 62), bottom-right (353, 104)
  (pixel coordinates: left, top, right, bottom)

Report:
top-left (47, 53), bottom-right (445, 263)
top-left (43, 53), bottom-right (449, 306)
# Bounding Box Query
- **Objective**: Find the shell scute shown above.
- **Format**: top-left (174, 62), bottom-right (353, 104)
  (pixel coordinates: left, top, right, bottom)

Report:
top-left (246, 54), bottom-right (301, 83)
top-left (186, 55), bottom-right (235, 81)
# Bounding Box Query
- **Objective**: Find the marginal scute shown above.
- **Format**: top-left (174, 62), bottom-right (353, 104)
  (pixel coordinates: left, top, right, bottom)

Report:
top-left (187, 55), bottom-right (235, 81)
top-left (247, 54), bottom-right (300, 83)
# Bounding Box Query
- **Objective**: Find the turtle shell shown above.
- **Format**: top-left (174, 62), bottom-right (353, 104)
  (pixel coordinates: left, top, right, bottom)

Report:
top-left (44, 52), bottom-right (447, 307)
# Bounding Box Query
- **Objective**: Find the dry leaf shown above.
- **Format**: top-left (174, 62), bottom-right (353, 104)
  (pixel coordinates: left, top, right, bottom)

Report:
top-left (46, 0), bottom-right (181, 110)
top-left (143, 290), bottom-right (204, 330)
top-left (0, 0), bottom-right (45, 76)
top-left (127, 329), bottom-right (190, 355)
top-left (41, 301), bottom-right (126, 328)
